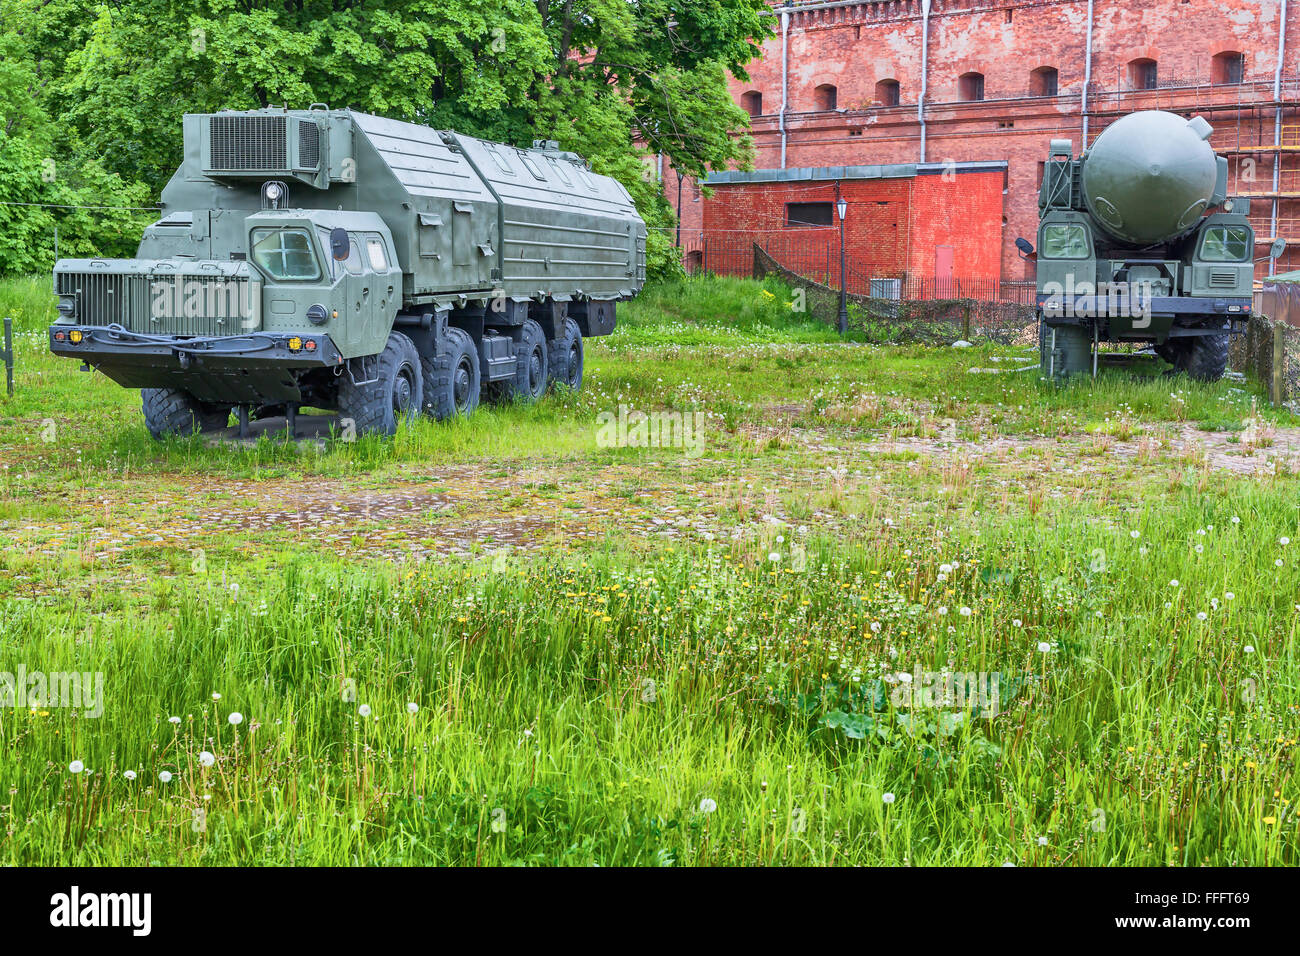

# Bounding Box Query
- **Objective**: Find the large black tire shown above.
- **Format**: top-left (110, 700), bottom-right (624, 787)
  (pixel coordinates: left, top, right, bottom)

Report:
top-left (337, 331), bottom-right (422, 437)
top-left (546, 317), bottom-right (584, 392)
top-left (487, 318), bottom-right (548, 403)
top-left (421, 326), bottom-right (480, 420)
top-left (1038, 321), bottom-right (1092, 380)
top-left (1172, 333), bottom-right (1230, 382)
top-left (141, 388), bottom-right (230, 439)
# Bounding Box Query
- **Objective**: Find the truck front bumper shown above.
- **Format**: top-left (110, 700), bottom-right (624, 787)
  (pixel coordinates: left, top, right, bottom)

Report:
top-left (49, 325), bottom-right (344, 404)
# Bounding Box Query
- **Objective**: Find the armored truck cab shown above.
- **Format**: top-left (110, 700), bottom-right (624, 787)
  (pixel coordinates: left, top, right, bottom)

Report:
top-left (1024, 110), bottom-right (1283, 381)
top-left (50, 107), bottom-right (646, 437)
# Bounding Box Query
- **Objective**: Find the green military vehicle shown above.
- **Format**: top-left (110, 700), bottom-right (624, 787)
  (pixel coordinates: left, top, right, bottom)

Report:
top-left (1019, 109), bottom-right (1284, 381)
top-left (50, 107), bottom-right (646, 437)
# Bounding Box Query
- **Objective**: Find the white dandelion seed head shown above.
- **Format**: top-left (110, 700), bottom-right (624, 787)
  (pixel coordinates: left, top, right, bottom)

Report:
top-left (228, 712), bottom-right (243, 726)
top-left (1244, 645), bottom-right (1256, 654)
top-left (1037, 642), bottom-right (1051, 653)
top-left (960, 606), bottom-right (972, 617)
top-left (358, 704), bottom-right (371, 718)
top-left (69, 761), bottom-right (84, 774)
top-left (199, 751), bottom-right (215, 767)
top-left (882, 792), bottom-right (896, 804)
top-left (1281, 537), bottom-right (1291, 546)
top-left (211, 692), bottom-right (221, 701)
top-left (1037, 836), bottom-right (1048, 846)
top-left (1225, 592), bottom-right (1235, 600)
top-left (168, 715), bottom-right (181, 725)
top-left (1170, 579), bottom-right (1179, 588)
top-left (1197, 611), bottom-right (1208, 621)
top-left (1013, 618), bottom-right (1023, 628)
top-left (1130, 530), bottom-right (1141, 539)
top-left (407, 702), bottom-right (419, 714)
top-left (767, 552), bottom-right (781, 563)
top-left (699, 797), bottom-right (717, 814)
top-left (158, 770), bottom-right (173, 784)
top-left (123, 770), bottom-right (136, 780)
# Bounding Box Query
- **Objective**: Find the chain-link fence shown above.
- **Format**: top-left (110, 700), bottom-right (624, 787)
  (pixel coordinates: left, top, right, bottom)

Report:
top-left (1236, 284), bottom-right (1300, 411)
top-left (752, 244), bottom-right (1036, 345)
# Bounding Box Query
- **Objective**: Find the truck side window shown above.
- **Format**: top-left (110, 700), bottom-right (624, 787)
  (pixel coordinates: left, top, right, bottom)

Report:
top-left (344, 236), bottom-right (365, 275)
top-left (1199, 225), bottom-right (1251, 262)
top-left (365, 236), bottom-right (389, 271)
top-left (250, 227), bottom-right (321, 280)
top-left (1040, 223), bottom-right (1090, 259)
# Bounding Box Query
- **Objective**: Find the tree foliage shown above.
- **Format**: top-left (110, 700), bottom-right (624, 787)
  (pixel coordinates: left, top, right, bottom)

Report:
top-left (1, 0), bottom-right (770, 277)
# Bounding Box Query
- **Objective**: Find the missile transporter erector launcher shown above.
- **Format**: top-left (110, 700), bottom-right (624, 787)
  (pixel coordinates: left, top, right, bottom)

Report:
top-left (50, 107), bottom-right (647, 437)
top-left (1022, 110), bottom-right (1284, 381)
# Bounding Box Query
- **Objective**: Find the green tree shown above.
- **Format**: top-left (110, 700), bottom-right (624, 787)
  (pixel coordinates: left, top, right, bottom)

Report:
top-left (4, 0), bottom-right (770, 277)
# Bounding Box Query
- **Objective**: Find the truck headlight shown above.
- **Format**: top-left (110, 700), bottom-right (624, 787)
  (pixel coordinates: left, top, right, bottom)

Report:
top-left (56, 295), bottom-right (76, 319)
top-left (306, 303), bottom-right (329, 325)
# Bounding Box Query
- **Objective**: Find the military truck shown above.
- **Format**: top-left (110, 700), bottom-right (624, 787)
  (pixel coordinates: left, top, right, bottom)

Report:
top-left (1018, 110), bottom-right (1284, 381)
top-left (49, 107), bottom-right (646, 437)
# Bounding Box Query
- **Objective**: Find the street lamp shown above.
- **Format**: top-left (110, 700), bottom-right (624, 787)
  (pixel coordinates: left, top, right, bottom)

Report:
top-left (836, 191), bottom-right (849, 335)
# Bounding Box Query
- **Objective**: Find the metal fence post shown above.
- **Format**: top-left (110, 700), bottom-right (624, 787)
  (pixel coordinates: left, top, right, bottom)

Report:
top-left (1273, 321), bottom-right (1286, 407)
top-left (2, 317), bottom-right (13, 398)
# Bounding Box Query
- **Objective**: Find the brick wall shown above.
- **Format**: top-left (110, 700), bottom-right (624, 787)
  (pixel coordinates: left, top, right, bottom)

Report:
top-left (698, 167), bottom-right (1004, 285)
top-left (671, 0), bottom-right (1300, 281)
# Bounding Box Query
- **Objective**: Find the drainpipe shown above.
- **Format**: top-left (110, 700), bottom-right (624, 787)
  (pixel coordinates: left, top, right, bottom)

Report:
top-left (918, 0), bottom-right (931, 163)
top-left (1272, 0), bottom-right (1288, 277)
top-left (1082, 0), bottom-right (1094, 144)
top-left (780, 7), bottom-right (790, 168)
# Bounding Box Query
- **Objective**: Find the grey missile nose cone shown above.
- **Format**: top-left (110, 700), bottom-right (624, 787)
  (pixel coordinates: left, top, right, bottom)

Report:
top-left (1082, 110), bottom-right (1219, 245)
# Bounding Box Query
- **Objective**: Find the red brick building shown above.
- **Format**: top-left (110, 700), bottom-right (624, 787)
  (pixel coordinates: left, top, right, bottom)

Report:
top-left (667, 0), bottom-right (1300, 288)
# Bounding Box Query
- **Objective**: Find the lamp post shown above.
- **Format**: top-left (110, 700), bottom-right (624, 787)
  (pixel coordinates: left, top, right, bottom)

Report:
top-left (836, 187), bottom-right (848, 335)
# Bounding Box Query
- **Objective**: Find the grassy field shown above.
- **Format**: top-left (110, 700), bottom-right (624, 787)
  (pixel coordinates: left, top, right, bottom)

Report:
top-left (2, 273), bottom-right (1299, 865)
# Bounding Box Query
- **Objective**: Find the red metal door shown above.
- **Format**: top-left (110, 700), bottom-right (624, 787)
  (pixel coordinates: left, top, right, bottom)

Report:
top-left (935, 245), bottom-right (954, 298)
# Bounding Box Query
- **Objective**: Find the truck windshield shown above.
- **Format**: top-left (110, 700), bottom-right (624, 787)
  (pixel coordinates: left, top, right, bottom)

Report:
top-left (1040, 223), bottom-right (1091, 258)
top-left (1199, 225), bottom-right (1251, 262)
top-left (251, 227), bottom-right (321, 280)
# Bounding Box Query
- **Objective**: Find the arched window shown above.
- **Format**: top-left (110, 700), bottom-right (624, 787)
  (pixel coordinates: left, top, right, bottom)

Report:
top-left (1212, 51), bottom-right (1245, 84)
top-left (1030, 66), bottom-right (1058, 97)
top-left (1128, 58), bottom-right (1158, 90)
top-left (814, 83), bottom-right (838, 111)
top-left (741, 90), bottom-right (763, 117)
top-left (958, 72), bottom-right (985, 101)
top-left (875, 78), bottom-right (900, 106)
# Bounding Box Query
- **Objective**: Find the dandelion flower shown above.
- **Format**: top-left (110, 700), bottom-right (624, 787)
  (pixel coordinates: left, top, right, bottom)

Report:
top-left (1013, 618), bottom-right (1023, 628)
top-left (407, 702), bottom-right (419, 714)
top-left (699, 797), bottom-right (717, 814)
top-left (228, 712), bottom-right (243, 726)
top-left (1170, 579), bottom-right (1179, 588)
top-left (168, 716), bottom-right (181, 725)
top-left (882, 792), bottom-right (896, 804)
top-left (767, 552), bottom-right (781, 563)
top-left (123, 770), bottom-right (137, 781)
top-left (358, 704), bottom-right (371, 718)
top-left (69, 761), bottom-right (84, 774)
top-left (1037, 836), bottom-right (1048, 846)
top-left (1244, 645), bottom-right (1256, 654)
top-left (159, 771), bottom-right (173, 784)
top-left (1037, 641), bottom-right (1051, 653)
top-left (1130, 530), bottom-right (1140, 539)
top-left (1225, 592), bottom-right (1235, 601)
top-left (959, 606), bottom-right (972, 617)
top-left (1281, 537), bottom-right (1291, 546)
top-left (1197, 611), bottom-right (1208, 621)
top-left (199, 751), bottom-right (215, 768)
top-left (212, 692), bottom-right (222, 701)
top-left (1276, 559), bottom-right (1285, 568)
